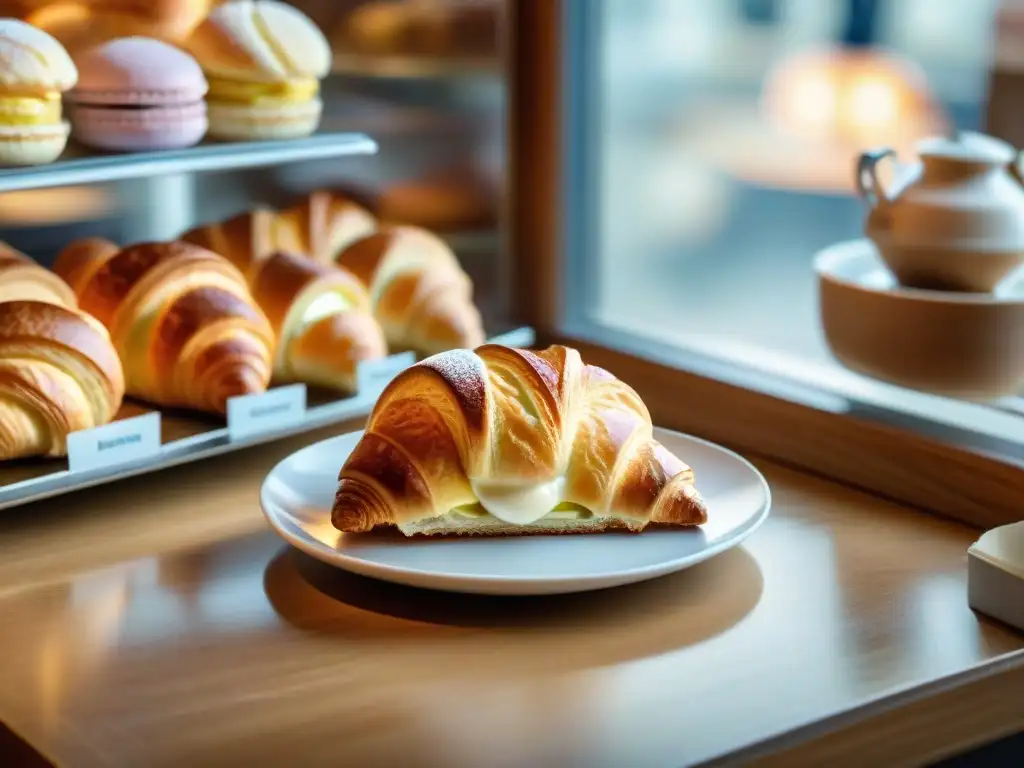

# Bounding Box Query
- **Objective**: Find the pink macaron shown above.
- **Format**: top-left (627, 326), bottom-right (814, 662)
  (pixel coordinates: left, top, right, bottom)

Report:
top-left (67, 37), bottom-right (208, 152)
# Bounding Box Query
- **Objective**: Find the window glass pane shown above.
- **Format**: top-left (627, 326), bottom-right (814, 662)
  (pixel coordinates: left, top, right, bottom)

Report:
top-left (587, 0), bottom-right (1024, 441)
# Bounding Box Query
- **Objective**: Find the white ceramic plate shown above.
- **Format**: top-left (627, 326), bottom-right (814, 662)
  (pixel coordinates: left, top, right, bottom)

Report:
top-left (260, 428), bottom-right (771, 595)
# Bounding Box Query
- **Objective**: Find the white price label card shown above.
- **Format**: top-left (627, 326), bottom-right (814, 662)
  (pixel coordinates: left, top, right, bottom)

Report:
top-left (227, 384), bottom-right (307, 441)
top-left (487, 327), bottom-right (536, 348)
top-left (357, 352), bottom-right (416, 395)
top-left (67, 412), bottom-right (162, 473)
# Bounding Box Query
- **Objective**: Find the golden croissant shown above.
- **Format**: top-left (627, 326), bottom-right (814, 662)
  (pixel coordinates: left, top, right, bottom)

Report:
top-left (332, 344), bottom-right (707, 536)
top-left (181, 196), bottom-right (389, 391)
top-left (334, 225), bottom-right (486, 356)
top-left (247, 250), bottom-right (386, 393)
top-left (0, 300), bottom-right (125, 461)
top-left (23, 0), bottom-right (214, 52)
top-left (180, 190), bottom-right (377, 278)
top-left (0, 241), bottom-right (77, 307)
top-left (277, 190), bottom-right (379, 264)
top-left (52, 238), bottom-right (275, 416)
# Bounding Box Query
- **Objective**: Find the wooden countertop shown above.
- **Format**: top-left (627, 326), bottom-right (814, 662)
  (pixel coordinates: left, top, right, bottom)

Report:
top-left (0, 423), bottom-right (1021, 768)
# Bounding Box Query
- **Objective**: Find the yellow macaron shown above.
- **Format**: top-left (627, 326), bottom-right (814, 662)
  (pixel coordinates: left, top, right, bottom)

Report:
top-left (0, 18), bottom-right (78, 165)
top-left (186, 0), bottom-right (332, 142)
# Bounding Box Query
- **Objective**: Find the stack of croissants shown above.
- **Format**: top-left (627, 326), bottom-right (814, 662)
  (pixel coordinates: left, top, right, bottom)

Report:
top-left (0, 190), bottom-right (486, 462)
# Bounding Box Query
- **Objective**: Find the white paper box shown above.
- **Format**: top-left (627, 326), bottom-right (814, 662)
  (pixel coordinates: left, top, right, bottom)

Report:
top-left (967, 521), bottom-right (1024, 632)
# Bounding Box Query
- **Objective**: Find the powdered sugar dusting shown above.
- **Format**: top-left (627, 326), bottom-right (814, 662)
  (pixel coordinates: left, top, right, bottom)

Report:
top-left (585, 364), bottom-right (616, 384)
top-left (419, 349), bottom-right (487, 430)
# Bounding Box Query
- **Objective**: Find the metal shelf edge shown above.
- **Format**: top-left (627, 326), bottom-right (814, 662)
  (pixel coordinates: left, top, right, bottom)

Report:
top-left (0, 389), bottom-right (380, 513)
top-left (0, 132), bottom-right (378, 193)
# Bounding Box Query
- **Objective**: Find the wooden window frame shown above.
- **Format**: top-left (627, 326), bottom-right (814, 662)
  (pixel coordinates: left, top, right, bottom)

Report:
top-left (506, 0), bottom-right (1024, 530)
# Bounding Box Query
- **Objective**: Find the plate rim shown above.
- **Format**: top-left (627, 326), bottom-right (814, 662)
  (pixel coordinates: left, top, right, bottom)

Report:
top-left (259, 427), bottom-right (772, 590)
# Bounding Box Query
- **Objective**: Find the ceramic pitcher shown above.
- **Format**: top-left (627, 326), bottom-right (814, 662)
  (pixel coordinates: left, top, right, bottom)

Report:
top-left (858, 131), bottom-right (1024, 292)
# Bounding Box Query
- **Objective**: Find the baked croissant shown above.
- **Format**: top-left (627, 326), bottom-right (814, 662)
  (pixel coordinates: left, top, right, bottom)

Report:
top-left (0, 300), bottom-right (125, 461)
top-left (332, 344), bottom-right (707, 536)
top-left (277, 190), bottom-right (379, 263)
top-left (248, 250), bottom-right (386, 392)
top-left (181, 207), bottom-right (291, 280)
top-left (52, 238), bottom-right (275, 415)
top-left (334, 225), bottom-right (486, 356)
top-left (0, 241), bottom-right (77, 307)
top-left (180, 190), bottom-right (377, 277)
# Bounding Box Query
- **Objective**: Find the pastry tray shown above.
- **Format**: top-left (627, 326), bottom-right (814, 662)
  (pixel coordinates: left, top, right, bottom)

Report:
top-left (0, 326), bottom-right (535, 512)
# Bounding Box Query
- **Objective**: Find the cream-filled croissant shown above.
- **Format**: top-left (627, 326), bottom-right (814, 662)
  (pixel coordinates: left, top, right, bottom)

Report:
top-left (0, 241), bottom-right (77, 307)
top-left (334, 225), bottom-right (486, 357)
top-left (248, 251), bottom-right (386, 392)
top-left (332, 344), bottom-right (707, 536)
top-left (0, 300), bottom-right (125, 461)
top-left (53, 238), bottom-right (275, 415)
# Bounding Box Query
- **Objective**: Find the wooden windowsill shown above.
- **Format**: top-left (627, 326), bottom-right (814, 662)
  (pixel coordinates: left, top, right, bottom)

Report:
top-left (0, 422), bottom-right (1020, 767)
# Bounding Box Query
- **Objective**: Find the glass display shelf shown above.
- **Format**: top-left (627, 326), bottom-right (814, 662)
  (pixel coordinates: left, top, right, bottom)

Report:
top-left (0, 326), bottom-right (535, 513)
top-left (0, 132), bottom-right (378, 194)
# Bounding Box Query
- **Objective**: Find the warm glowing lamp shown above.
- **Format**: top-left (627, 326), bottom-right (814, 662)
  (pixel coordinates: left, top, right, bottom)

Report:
top-left (688, 0), bottom-right (947, 193)
top-left (756, 0), bottom-right (946, 187)
top-left (760, 46), bottom-right (945, 159)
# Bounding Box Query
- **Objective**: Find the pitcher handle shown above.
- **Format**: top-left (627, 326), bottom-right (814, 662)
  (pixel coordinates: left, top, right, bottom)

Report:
top-left (856, 148), bottom-right (897, 209)
top-left (1010, 148), bottom-right (1024, 188)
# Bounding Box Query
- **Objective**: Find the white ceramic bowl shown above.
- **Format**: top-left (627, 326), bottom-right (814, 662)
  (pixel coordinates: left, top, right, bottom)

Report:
top-left (815, 239), bottom-right (1024, 399)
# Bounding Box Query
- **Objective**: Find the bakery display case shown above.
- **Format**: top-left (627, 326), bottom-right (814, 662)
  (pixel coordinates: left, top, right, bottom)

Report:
top-left (0, 0), bottom-right (525, 510)
top-left (0, 4), bottom-right (1022, 768)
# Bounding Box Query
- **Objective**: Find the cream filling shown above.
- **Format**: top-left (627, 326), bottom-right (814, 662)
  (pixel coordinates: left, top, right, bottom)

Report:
top-left (468, 477), bottom-right (569, 525)
top-left (299, 292), bottom-right (350, 332)
top-left (450, 502), bottom-right (593, 522)
top-left (279, 291), bottom-right (351, 372)
top-left (281, 291), bottom-right (356, 387)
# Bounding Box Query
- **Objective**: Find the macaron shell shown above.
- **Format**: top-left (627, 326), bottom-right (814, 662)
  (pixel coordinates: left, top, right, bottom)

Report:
top-left (206, 98), bottom-right (321, 142)
top-left (0, 19), bottom-right (78, 93)
top-left (0, 122), bottom-right (69, 165)
top-left (71, 37), bottom-right (207, 106)
top-left (189, 0), bottom-right (332, 82)
top-left (72, 102), bottom-right (207, 151)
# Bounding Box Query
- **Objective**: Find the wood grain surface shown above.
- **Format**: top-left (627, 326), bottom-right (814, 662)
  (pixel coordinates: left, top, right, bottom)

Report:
top-left (0, 420), bottom-right (1020, 767)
